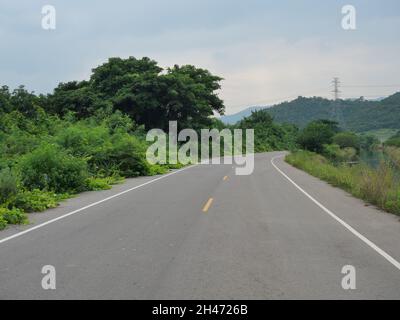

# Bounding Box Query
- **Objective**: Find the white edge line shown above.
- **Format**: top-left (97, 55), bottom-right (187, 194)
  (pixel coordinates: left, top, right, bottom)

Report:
top-left (271, 154), bottom-right (400, 271)
top-left (0, 164), bottom-right (198, 245)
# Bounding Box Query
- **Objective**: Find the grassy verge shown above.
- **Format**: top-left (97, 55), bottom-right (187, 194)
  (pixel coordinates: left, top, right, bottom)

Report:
top-left (0, 162), bottom-right (188, 231)
top-left (0, 175), bottom-right (123, 231)
top-left (285, 150), bottom-right (400, 216)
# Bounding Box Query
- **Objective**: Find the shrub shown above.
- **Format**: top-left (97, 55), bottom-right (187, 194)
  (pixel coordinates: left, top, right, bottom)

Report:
top-left (332, 132), bottom-right (360, 151)
top-left (386, 137), bottom-right (400, 148)
top-left (13, 189), bottom-right (61, 213)
top-left (148, 164), bottom-right (168, 175)
top-left (19, 144), bottom-right (89, 193)
top-left (0, 215), bottom-right (7, 230)
top-left (385, 132), bottom-right (400, 148)
top-left (55, 124), bottom-right (166, 177)
top-left (0, 167), bottom-right (18, 205)
top-left (55, 124), bottom-right (109, 157)
top-left (236, 110), bottom-right (298, 152)
top-left (359, 134), bottom-right (380, 152)
top-left (85, 175), bottom-right (126, 191)
top-left (109, 133), bottom-right (149, 176)
top-left (91, 133), bottom-right (157, 177)
top-left (103, 110), bottom-right (135, 134)
top-left (384, 146), bottom-right (400, 169)
top-left (297, 120), bottom-right (339, 153)
top-left (85, 177), bottom-right (112, 191)
top-left (0, 207), bottom-right (27, 225)
top-left (286, 151), bottom-right (400, 216)
top-left (323, 144), bottom-right (357, 163)
top-left (358, 162), bottom-right (396, 208)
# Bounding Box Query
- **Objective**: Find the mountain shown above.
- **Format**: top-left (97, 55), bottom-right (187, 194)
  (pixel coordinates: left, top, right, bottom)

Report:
top-left (220, 106), bottom-right (266, 124)
top-left (264, 92), bottom-right (400, 132)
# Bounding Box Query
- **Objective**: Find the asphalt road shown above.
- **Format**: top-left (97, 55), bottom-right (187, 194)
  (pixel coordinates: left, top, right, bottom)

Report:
top-left (0, 152), bottom-right (400, 299)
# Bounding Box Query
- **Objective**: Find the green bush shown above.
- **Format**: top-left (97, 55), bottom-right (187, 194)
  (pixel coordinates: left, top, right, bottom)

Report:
top-left (359, 134), bottom-right (380, 152)
top-left (108, 133), bottom-right (149, 177)
top-left (323, 144), bottom-right (357, 163)
top-left (13, 189), bottom-right (61, 213)
top-left (103, 110), bottom-right (135, 134)
top-left (0, 215), bottom-right (7, 230)
top-left (0, 207), bottom-right (27, 225)
top-left (286, 151), bottom-right (400, 216)
top-left (332, 132), bottom-right (360, 151)
top-left (385, 146), bottom-right (400, 169)
top-left (297, 120), bottom-right (339, 153)
top-left (91, 133), bottom-right (157, 177)
top-left (55, 124), bottom-right (109, 158)
top-left (0, 167), bottom-right (18, 205)
top-left (236, 110), bottom-right (298, 152)
top-left (55, 123), bottom-right (167, 178)
top-left (85, 177), bottom-right (112, 191)
top-left (86, 175), bottom-right (126, 191)
top-left (386, 136), bottom-right (400, 148)
top-left (19, 144), bottom-right (89, 193)
top-left (385, 131), bottom-right (400, 146)
top-left (357, 162), bottom-right (396, 209)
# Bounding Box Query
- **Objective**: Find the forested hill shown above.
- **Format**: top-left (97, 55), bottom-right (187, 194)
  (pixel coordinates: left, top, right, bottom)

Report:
top-left (265, 92), bottom-right (400, 132)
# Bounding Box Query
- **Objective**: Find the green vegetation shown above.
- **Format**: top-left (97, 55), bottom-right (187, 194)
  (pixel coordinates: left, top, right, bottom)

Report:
top-left (236, 109), bottom-right (298, 152)
top-left (13, 190), bottom-right (66, 213)
top-left (385, 131), bottom-right (400, 148)
top-left (332, 132), bottom-right (360, 150)
top-left (44, 57), bottom-right (225, 131)
top-left (0, 56), bottom-right (296, 230)
top-left (295, 119), bottom-right (381, 163)
top-left (0, 207), bottom-right (27, 227)
top-left (286, 119), bottom-right (400, 216)
top-left (85, 176), bottom-right (124, 191)
top-left (286, 151), bottom-right (400, 215)
top-left (0, 105), bottom-right (159, 229)
top-left (266, 93), bottom-right (400, 132)
top-left (361, 128), bottom-right (398, 143)
top-left (297, 120), bottom-right (339, 153)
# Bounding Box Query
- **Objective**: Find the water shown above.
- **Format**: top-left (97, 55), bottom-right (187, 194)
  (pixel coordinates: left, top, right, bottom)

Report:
top-left (359, 150), bottom-right (386, 169)
top-left (360, 149), bottom-right (400, 182)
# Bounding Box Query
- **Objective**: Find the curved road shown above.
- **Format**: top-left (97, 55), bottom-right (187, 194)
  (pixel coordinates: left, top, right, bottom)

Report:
top-left (0, 152), bottom-right (400, 299)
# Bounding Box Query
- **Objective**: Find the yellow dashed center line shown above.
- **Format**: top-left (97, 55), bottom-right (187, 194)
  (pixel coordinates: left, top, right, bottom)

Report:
top-left (202, 198), bottom-right (214, 213)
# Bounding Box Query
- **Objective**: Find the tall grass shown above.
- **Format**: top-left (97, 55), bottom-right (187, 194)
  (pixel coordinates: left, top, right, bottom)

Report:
top-left (286, 151), bottom-right (400, 215)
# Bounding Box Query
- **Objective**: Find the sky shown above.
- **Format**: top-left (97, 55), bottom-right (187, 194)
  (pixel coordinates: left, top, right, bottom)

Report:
top-left (1, 0), bottom-right (399, 114)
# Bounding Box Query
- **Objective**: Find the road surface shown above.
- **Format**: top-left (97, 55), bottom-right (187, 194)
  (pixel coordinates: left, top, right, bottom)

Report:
top-left (0, 152), bottom-right (400, 299)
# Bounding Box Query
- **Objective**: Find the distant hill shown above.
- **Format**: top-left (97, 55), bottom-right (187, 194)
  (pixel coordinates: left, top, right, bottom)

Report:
top-left (220, 106), bottom-right (266, 124)
top-left (264, 92), bottom-right (400, 132)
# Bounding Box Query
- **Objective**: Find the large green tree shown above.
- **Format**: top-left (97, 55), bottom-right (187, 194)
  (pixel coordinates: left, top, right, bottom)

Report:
top-left (297, 119), bottom-right (339, 153)
top-left (46, 57), bottom-right (225, 130)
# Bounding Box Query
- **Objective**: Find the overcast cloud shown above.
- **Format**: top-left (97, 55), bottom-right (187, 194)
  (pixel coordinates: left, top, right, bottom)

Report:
top-left (1, 0), bottom-right (399, 113)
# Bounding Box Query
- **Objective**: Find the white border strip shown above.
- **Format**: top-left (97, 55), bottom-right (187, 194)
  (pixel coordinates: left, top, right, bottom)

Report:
top-left (271, 154), bottom-right (400, 271)
top-left (0, 164), bottom-right (198, 245)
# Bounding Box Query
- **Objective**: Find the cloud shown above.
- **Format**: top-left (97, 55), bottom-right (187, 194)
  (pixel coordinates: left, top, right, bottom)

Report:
top-left (0, 0), bottom-right (399, 113)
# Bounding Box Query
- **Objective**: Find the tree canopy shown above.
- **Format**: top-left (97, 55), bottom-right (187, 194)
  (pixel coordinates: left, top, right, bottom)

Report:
top-left (297, 120), bottom-right (339, 153)
top-left (45, 57), bottom-right (225, 130)
top-left (265, 93), bottom-right (400, 132)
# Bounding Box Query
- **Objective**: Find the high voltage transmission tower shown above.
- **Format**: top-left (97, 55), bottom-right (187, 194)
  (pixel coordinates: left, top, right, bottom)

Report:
top-left (332, 77), bottom-right (341, 100)
top-left (330, 77), bottom-right (346, 129)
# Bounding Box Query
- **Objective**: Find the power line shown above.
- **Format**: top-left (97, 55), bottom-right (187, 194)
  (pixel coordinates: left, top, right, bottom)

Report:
top-left (331, 77), bottom-right (341, 100)
top-left (228, 87), bottom-right (330, 110)
top-left (341, 94), bottom-right (388, 99)
top-left (341, 84), bottom-right (400, 88)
